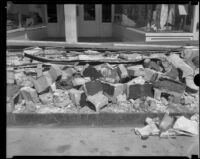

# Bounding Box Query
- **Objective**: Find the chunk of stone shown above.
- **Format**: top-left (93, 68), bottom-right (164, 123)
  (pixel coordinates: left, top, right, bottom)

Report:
top-left (173, 116), bottom-right (199, 135)
top-left (167, 54), bottom-right (194, 78)
top-left (119, 53), bottom-right (142, 61)
top-left (134, 123), bottom-right (160, 139)
top-left (61, 68), bottom-right (75, 81)
top-left (144, 68), bottom-right (158, 82)
top-left (159, 113), bottom-right (175, 131)
top-left (72, 77), bottom-right (91, 86)
top-left (33, 75), bottom-right (51, 93)
top-left (53, 90), bottom-right (72, 107)
top-left (101, 81), bottom-right (125, 97)
top-left (146, 61), bottom-right (162, 72)
top-left (39, 92), bottom-right (53, 105)
top-left (20, 87), bottom-right (39, 103)
top-left (24, 100), bottom-right (37, 112)
top-left (97, 63), bottom-right (120, 83)
top-left (185, 75), bottom-right (199, 91)
top-left (69, 89), bottom-right (87, 107)
top-left (153, 77), bottom-right (186, 94)
top-left (162, 60), bottom-right (178, 80)
top-left (48, 64), bottom-right (62, 82)
top-left (116, 93), bottom-right (127, 103)
top-left (36, 64), bottom-right (43, 77)
top-left (14, 71), bottom-right (27, 85)
top-left (127, 84), bottom-right (154, 100)
top-left (87, 92), bottom-right (108, 112)
top-left (82, 66), bottom-right (102, 80)
top-left (83, 80), bottom-right (103, 96)
top-left (117, 64), bottom-right (129, 79)
top-left (127, 76), bottom-right (145, 85)
top-left (127, 65), bottom-right (145, 77)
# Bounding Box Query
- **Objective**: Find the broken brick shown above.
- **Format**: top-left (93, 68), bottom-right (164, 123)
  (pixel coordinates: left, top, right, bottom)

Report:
top-left (20, 87), bottom-right (39, 103)
top-left (82, 66), bottom-right (102, 80)
top-left (127, 65), bottom-right (145, 77)
top-left (101, 81), bottom-right (125, 97)
top-left (83, 80), bottom-right (103, 96)
top-left (72, 77), bottom-right (91, 87)
top-left (39, 92), bottom-right (53, 105)
top-left (33, 75), bottom-right (51, 94)
top-left (127, 84), bottom-right (154, 100)
top-left (144, 68), bottom-right (158, 82)
top-left (69, 89), bottom-right (87, 107)
top-left (153, 77), bottom-right (186, 94)
top-left (117, 64), bottom-right (129, 79)
top-left (87, 92), bottom-right (108, 112)
top-left (48, 64), bottom-right (62, 82)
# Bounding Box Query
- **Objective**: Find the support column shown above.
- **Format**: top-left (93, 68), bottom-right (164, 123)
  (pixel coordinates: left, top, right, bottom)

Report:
top-left (192, 3), bottom-right (199, 40)
top-left (64, 4), bottom-right (77, 42)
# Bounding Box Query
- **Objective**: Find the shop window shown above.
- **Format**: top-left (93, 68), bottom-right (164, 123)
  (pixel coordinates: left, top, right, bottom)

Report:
top-left (113, 4), bottom-right (194, 33)
top-left (102, 4), bottom-right (112, 23)
top-left (47, 4), bottom-right (57, 23)
top-left (84, 5), bottom-right (95, 21)
top-left (7, 3), bottom-right (45, 31)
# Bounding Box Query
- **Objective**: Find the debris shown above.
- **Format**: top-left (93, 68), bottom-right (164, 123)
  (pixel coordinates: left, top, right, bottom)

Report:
top-left (101, 82), bottom-right (125, 97)
top-left (173, 116), bottom-right (199, 135)
top-left (159, 113), bottom-right (175, 131)
top-left (82, 66), bottom-right (102, 80)
top-left (53, 89), bottom-right (72, 107)
top-left (117, 64), bottom-right (129, 79)
top-left (39, 92), bottom-right (54, 105)
top-left (72, 77), bottom-right (91, 86)
top-left (7, 67), bottom-right (15, 84)
top-left (69, 89), bottom-right (87, 107)
top-left (20, 87), bottom-right (39, 103)
top-left (87, 91), bottom-right (108, 112)
top-left (127, 84), bottom-right (154, 100)
top-left (127, 65), bottom-right (145, 77)
top-left (33, 75), bottom-right (51, 94)
top-left (48, 64), bottom-right (62, 82)
top-left (84, 80), bottom-right (103, 96)
top-left (127, 76), bottom-right (146, 85)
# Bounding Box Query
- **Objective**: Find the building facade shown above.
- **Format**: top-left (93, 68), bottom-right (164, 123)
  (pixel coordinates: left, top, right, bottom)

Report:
top-left (7, 3), bottom-right (199, 42)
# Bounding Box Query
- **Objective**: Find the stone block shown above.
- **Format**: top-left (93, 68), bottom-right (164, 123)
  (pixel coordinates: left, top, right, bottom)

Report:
top-left (33, 75), bottom-right (51, 94)
top-left (72, 77), bottom-right (91, 86)
top-left (144, 68), bottom-right (158, 82)
top-left (48, 64), bottom-right (62, 82)
top-left (153, 77), bottom-right (186, 94)
top-left (82, 66), bottom-right (102, 80)
top-left (101, 81), bottom-right (125, 97)
top-left (117, 64), bottom-right (129, 79)
top-left (159, 113), bottom-right (175, 131)
top-left (127, 84), bottom-right (154, 100)
top-left (87, 92), bottom-right (108, 112)
top-left (127, 65), bottom-right (145, 77)
top-left (39, 92), bottom-right (53, 105)
top-left (20, 87), bottom-right (39, 103)
top-left (69, 89), bottom-right (87, 107)
top-left (83, 80), bottom-right (103, 96)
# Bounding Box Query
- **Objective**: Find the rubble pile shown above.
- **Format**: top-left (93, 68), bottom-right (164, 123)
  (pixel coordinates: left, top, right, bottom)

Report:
top-left (134, 113), bottom-right (199, 139)
top-left (6, 46), bottom-right (199, 114)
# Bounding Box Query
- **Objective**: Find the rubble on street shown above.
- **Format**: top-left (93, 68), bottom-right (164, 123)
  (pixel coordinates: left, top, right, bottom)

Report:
top-left (6, 46), bottom-right (199, 114)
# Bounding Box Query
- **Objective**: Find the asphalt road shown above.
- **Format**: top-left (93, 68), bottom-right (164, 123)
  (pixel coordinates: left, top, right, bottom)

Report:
top-left (6, 126), bottom-right (199, 156)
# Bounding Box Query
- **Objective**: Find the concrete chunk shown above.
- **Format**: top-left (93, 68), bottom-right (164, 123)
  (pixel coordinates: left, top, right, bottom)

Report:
top-left (48, 64), bottom-right (62, 82)
top-left (117, 64), bottom-right (129, 79)
top-left (20, 87), bottom-right (39, 103)
top-left (69, 89), bottom-right (87, 107)
top-left (87, 92), bottom-right (108, 112)
top-left (39, 92), bottom-right (53, 105)
top-left (84, 80), bottom-right (103, 96)
top-left (33, 75), bottom-right (51, 94)
top-left (72, 77), bottom-right (91, 86)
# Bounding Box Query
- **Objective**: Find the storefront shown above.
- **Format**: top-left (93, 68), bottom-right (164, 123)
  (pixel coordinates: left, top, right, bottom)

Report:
top-left (7, 3), bottom-right (199, 42)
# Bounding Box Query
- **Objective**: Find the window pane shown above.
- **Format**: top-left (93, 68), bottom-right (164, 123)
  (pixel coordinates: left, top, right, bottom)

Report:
top-left (47, 4), bottom-right (57, 23)
top-left (84, 5), bottom-right (95, 21)
top-left (102, 4), bottom-right (111, 23)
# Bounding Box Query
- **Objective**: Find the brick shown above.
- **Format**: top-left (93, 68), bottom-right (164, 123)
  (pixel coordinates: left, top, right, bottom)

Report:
top-left (159, 113), bottom-right (175, 131)
top-left (153, 77), bottom-right (186, 94)
top-left (87, 92), bottom-right (108, 112)
top-left (127, 84), bottom-right (154, 100)
top-left (144, 68), bottom-right (158, 82)
top-left (39, 92), bottom-right (53, 105)
top-left (127, 65), bottom-right (145, 77)
top-left (167, 54), bottom-right (194, 78)
top-left (117, 64), bottom-right (129, 79)
top-left (69, 89), bottom-right (87, 107)
top-left (101, 81), bottom-right (125, 97)
top-left (20, 87), bottom-right (39, 103)
top-left (48, 64), bottom-right (62, 82)
top-left (82, 66), bottom-right (102, 80)
top-left (83, 80), bottom-right (103, 96)
top-left (72, 77), bottom-right (91, 86)
top-left (7, 68), bottom-right (15, 84)
top-left (98, 64), bottom-right (120, 83)
top-left (127, 76), bottom-right (145, 85)
top-left (33, 75), bottom-right (51, 94)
